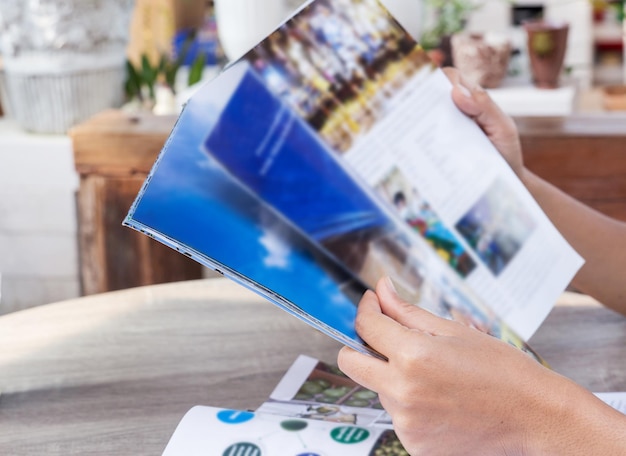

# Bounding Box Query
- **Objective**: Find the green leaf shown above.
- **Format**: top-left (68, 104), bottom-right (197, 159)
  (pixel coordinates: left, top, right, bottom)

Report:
top-left (176, 29), bottom-right (198, 67)
top-left (164, 62), bottom-right (178, 92)
top-left (188, 53), bottom-right (206, 87)
top-left (157, 54), bottom-right (168, 75)
top-left (124, 59), bottom-right (143, 101)
top-left (140, 54), bottom-right (157, 99)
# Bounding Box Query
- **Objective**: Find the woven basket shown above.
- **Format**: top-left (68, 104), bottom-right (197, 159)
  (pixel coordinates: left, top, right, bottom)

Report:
top-left (0, 0), bottom-right (133, 132)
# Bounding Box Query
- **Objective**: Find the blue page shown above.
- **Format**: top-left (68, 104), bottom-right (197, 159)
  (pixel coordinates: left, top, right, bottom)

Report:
top-left (203, 64), bottom-right (388, 242)
top-left (126, 68), bottom-right (373, 355)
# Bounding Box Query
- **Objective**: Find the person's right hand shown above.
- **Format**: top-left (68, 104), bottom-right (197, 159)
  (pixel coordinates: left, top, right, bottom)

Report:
top-left (442, 67), bottom-right (525, 180)
top-left (338, 277), bottom-right (626, 455)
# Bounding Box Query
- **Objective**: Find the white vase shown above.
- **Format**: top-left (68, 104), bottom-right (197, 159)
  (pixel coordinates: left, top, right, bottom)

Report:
top-left (214, 0), bottom-right (288, 61)
top-left (379, 0), bottom-right (424, 40)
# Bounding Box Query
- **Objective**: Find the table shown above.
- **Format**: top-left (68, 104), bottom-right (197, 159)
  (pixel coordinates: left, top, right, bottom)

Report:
top-left (1, 278), bottom-right (626, 455)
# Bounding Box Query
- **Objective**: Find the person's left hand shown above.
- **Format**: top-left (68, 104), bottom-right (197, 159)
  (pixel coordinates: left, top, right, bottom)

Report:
top-left (337, 277), bottom-right (594, 455)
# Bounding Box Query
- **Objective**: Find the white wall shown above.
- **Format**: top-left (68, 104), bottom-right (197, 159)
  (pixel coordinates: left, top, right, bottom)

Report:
top-left (0, 119), bottom-right (80, 314)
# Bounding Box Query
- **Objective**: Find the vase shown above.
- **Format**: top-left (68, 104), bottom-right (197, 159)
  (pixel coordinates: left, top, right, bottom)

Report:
top-left (451, 32), bottom-right (511, 88)
top-left (214, 0), bottom-right (287, 61)
top-left (524, 20), bottom-right (569, 89)
top-left (379, 0), bottom-right (424, 39)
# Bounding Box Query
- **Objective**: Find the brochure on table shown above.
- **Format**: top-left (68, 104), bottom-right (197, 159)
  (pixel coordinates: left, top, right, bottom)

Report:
top-left (162, 355), bottom-right (401, 456)
top-left (161, 355), bottom-right (626, 455)
top-left (125, 0), bottom-right (583, 360)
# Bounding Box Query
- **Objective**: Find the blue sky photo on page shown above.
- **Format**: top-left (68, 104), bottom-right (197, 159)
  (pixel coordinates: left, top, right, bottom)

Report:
top-left (125, 63), bottom-right (374, 356)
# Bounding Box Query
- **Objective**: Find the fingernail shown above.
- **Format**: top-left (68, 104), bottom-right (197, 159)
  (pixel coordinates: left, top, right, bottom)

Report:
top-left (384, 276), bottom-right (398, 296)
top-left (472, 84), bottom-right (485, 94)
top-left (458, 84), bottom-right (472, 98)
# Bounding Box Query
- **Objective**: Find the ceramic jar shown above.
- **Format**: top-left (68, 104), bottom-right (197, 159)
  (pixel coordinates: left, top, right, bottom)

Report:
top-left (451, 32), bottom-right (511, 89)
top-left (523, 20), bottom-right (569, 89)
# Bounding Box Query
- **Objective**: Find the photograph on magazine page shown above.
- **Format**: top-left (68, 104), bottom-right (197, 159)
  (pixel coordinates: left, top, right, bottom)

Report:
top-left (241, 0), bottom-right (432, 154)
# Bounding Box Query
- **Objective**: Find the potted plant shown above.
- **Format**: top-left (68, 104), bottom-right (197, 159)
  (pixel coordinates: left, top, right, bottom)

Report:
top-left (124, 51), bottom-right (207, 115)
top-left (420, 0), bottom-right (480, 66)
top-left (124, 0), bottom-right (224, 115)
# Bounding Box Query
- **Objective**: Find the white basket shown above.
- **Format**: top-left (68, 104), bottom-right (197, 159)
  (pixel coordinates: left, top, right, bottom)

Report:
top-left (3, 64), bottom-right (125, 134)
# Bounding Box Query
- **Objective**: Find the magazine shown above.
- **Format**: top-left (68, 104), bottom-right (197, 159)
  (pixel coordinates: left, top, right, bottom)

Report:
top-left (162, 356), bottom-right (401, 456)
top-left (124, 0), bottom-right (583, 361)
top-left (160, 355), bottom-right (626, 455)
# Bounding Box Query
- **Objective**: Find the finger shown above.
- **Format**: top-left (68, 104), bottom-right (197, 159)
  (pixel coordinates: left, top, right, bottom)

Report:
top-left (337, 346), bottom-right (388, 393)
top-left (443, 67), bottom-right (511, 126)
top-left (449, 80), bottom-right (518, 144)
top-left (442, 66), bottom-right (479, 114)
top-left (375, 277), bottom-right (457, 336)
top-left (354, 288), bottom-right (425, 356)
top-left (441, 66), bottom-right (460, 84)
top-left (356, 283), bottom-right (460, 357)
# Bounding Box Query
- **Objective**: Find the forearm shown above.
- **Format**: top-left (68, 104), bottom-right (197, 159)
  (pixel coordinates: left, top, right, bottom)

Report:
top-left (526, 375), bottom-right (626, 455)
top-left (521, 169), bottom-right (626, 313)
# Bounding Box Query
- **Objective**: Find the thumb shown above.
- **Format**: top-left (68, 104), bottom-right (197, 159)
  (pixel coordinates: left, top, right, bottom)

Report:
top-left (450, 82), bottom-right (518, 144)
top-left (443, 67), bottom-right (523, 175)
top-left (375, 277), bottom-right (454, 336)
top-left (442, 66), bottom-right (507, 127)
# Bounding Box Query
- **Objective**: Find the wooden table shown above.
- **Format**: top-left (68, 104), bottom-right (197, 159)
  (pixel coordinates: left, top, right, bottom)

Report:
top-left (2, 278), bottom-right (625, 455)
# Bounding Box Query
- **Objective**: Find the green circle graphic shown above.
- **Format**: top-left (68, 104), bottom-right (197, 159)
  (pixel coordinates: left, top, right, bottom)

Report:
top-left (330, 426), bottom-right (370, 444)
top-left (222, 442), bottom-right (261, 455)
top-left (280, 419), bottom-right (308, 431)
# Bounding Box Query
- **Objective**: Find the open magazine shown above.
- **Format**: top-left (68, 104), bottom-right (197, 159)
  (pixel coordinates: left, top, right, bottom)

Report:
top-left (161, 355), bottom-right (626, 455)
top-left (124, 0), bottom-right (583, 361)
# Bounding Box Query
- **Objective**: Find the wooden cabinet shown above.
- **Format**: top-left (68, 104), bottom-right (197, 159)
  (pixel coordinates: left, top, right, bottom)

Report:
top-left (70, 109), bottom-right (203, 295)
top-left (518, 114), bottom-right (626, 222)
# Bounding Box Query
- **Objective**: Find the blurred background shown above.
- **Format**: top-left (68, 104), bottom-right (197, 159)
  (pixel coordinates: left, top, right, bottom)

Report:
top-left (0, 0), bottom-right (624, 315)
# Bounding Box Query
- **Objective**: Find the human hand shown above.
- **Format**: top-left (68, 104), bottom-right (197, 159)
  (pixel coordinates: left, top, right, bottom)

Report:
top-left (337, 277), bottom-right (623, 455)
top-left (442, 67), bottom-right (525, 180)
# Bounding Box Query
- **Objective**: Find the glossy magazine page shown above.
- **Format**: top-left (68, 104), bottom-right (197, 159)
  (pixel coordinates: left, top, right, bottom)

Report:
top-left (124, 98), bottom-right (370, 354)
top-left (125, 53), bottom-right (537, 361)
top-left (200, 0), bottom-right (583, 342)
top-left (199, 60), bottom-right (519, 340)
top-left (126, 0), bottom-right (582, 363)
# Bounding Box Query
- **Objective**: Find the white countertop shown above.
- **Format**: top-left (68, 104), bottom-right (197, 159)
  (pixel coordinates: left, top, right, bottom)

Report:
top-left (488, 77), bottom-right (577, 117)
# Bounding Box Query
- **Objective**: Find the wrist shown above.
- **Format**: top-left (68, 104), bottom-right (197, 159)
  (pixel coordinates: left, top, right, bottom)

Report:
top-left (524, 377), bottom-right (626, 455)
top-left (517, 166), bottom-right (534, 189)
